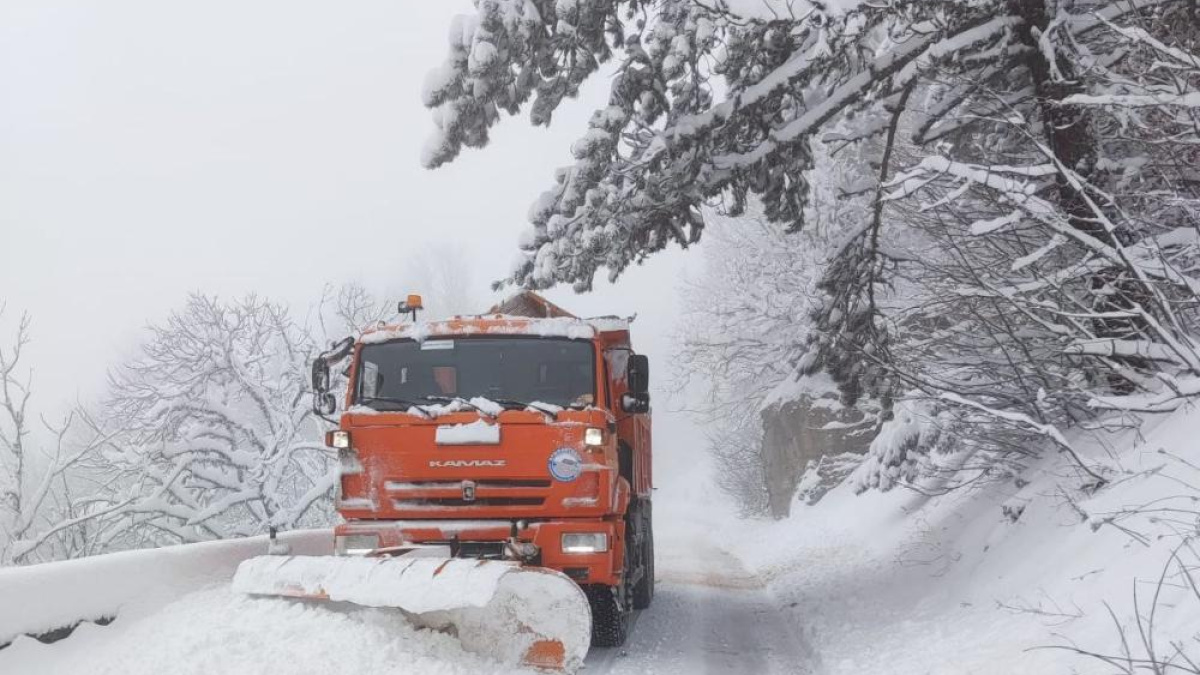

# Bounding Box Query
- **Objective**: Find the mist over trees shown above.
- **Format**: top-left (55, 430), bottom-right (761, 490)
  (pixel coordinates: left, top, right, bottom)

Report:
top-left (674, 210), bottom-right (832, 515)
top-left (0, 309), bottom-right (125, 564)
top-left (0, 248), bottom-right (480, 562)
top-left (387, 243), bottom-right (479, 317)
top-left (0, 235), bottom-right (482, 562)
top-left (4, 0), bottom-right (1197, 560)
top-left (0, 296), bottom-right (341, 559)
top-left (425, 0), bottom-right (1200, 504)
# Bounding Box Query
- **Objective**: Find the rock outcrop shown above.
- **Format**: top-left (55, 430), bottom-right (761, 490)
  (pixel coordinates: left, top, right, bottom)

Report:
top-left (760, 394), bottom-right (872, 518)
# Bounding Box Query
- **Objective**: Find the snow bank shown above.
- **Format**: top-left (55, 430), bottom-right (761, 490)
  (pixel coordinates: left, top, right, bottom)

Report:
top-left (718, 405), bottom-right (1200, 674)
top-left (1, 534), bottom-right (588, 673)
top-left (0, 529), bottom-right (331, 647)
top-left (1, 586), bottom-right (536, 675)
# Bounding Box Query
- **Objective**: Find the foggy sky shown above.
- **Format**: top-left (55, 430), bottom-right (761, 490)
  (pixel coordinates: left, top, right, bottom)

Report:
top-left (1, 1), bottom-right (721, 509)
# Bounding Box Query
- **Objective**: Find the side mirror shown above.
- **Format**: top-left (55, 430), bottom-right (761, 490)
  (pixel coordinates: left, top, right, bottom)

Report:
top-left (313, 336), bottom-right (355, 393)
top-left (312, 359), bottom-right (330, 394)
top-left (628, 354), bottom-right (649, 394)
top-left (314, 392), bottom-right (337, 416)
top-left (621, 392), bottom-right (650, 414)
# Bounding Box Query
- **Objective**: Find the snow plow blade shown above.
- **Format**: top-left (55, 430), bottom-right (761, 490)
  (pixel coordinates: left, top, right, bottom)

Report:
top-left (232, 555), bottom-right (591, 672)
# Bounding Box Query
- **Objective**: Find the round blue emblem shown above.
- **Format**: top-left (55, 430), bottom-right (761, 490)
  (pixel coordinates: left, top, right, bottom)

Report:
top-left (548, 447), bottom-right (583, 482)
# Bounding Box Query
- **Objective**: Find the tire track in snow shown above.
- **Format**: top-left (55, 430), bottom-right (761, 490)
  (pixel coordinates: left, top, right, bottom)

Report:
top-left (584, 536), bottom-right (815, 674)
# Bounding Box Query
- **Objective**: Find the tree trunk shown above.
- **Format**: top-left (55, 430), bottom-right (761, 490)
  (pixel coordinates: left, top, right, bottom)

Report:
top-left (1011, 0), bottom-right (1148, 391)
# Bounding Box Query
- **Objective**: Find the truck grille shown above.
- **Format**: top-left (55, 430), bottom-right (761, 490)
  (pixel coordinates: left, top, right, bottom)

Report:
top-left (385, 480), bottom-right (551, 490)
top-left (385, 479), bottom-right (550, 511)
top-left (447, 541), bottom-right (506, 558)
top-left (393, 497), bottom-right (545, 508)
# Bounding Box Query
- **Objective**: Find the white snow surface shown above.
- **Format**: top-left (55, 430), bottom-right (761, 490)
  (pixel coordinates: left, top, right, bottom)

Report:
top-left (0, 534), bottom-right (588, 674)
top-left (359, 315), bottom-right (629, 345)
top-left (715, 405), bottom-right (1200, 675)
top-left (0, 529), bottom-right (331, 646)
top-left (467, 396), bottom-right (506, 417)
top-left (3, 586), bottom-right (530, 675)
top-left (435, 418), bottom-right (501, 444)
top-left (360, 317), bottom-right (594, 343)
top-left (6, 408), bottom-right (1200, 674)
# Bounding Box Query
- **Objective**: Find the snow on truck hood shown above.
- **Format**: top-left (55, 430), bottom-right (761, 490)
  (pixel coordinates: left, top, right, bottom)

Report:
top-left (359, 314), bottom-right (630, 344)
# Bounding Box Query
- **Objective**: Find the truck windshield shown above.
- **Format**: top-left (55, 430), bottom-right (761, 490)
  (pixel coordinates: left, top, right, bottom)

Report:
top-left (355, 338), bottom-right (596, 410)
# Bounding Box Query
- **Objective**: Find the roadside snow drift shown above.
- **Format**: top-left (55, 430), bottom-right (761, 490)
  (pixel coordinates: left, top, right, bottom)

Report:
top-left (0, 528), bottom-right (331, 647)
top-left (1, 586), bottom-right (537, 675)
top-left (0, 530), bottom-right (582, 674)
top-left (720, 405), bottom-right (1200, 674)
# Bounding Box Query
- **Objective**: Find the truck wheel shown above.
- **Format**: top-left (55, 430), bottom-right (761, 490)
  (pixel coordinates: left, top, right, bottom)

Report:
top-left (586, 584), bottom-right (629, 647)
top-left (632, 506), bottom-right (655, 610)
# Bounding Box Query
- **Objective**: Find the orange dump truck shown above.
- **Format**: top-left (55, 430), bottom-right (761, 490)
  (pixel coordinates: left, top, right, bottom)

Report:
top-left (234, 292), bottom-right (653, 672)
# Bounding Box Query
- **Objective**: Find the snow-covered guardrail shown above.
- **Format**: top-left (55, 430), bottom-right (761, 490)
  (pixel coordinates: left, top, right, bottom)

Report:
top-left (0, 529), bottom-right (332, 647)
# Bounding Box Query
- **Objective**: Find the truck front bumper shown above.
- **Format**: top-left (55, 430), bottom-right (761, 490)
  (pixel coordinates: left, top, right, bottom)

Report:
top-left (335, 519), bottom-right (625, 587)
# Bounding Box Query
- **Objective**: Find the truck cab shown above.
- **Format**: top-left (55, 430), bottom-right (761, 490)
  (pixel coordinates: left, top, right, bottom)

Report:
top-left (312, 296), bottom-right (654, 646)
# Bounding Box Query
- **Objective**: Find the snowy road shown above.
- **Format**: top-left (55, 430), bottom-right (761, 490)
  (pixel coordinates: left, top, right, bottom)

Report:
top-left (586, 533), bottom-right (815, 674)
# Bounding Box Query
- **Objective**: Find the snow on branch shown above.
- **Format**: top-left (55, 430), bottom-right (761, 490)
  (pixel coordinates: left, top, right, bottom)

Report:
top-left (0, 308), bottom-right (127, 564)
top-left (101, 295), bottom-right (337, 545)
top-left (1064, 92), bottom-right (1200, 108)
top-left (1090, 375), bottom-right (1200, 413)
top-left (941, 393), bottom-right (1107, 485)
top-left (711, 16), bottom-right (1020, 172)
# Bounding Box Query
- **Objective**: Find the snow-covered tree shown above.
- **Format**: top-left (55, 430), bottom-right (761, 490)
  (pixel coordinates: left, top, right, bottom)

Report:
top-left (0, 308), bottom-right (125, 564)
top-left (102, 295), bottom-right (336, 544)
top-left (428, 0), bottom-right (1200, 492)
top-left (424, 0), bottom-right (1150, 288)
top-left (312, 281), bottom-right (394, 340)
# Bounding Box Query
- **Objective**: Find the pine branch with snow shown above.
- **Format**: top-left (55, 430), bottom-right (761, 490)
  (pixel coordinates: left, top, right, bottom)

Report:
top-left (434, 1), bottom-right (1200, 500)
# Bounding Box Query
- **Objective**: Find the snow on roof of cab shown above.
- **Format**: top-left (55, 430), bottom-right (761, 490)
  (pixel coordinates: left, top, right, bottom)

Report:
top-left (359, 314), bottom-right (630, 344)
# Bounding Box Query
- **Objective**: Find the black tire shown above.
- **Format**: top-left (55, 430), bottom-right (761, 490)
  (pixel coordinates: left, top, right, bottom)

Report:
top-left (586, 584), bottom-right (630, 647)
top-left (632, 503), bottom-right (655, 610)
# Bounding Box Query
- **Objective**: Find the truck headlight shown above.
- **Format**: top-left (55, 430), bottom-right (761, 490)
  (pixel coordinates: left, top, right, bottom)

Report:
top-left (561, 532), bottom-right (608, 554)
top-left (335, 533), bottom-right (379, 555)
top-left (584, 427), bottom-right (604, 446)
top-left (327, 430), bottom-right (351, 449)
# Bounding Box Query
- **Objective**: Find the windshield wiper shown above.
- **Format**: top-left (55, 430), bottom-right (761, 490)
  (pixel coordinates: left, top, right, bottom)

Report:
top-left (359, 397), bottom-right (432, 417)
top-left (489, 398), bottom-right (561, 420)
top-left (418, 395), bottom-right (497, 421)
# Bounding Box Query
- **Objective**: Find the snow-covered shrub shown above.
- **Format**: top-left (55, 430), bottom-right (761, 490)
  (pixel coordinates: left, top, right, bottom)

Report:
top-left (705, 420), bottom-right (770, 519)
top-left (851, 396), bottom-right (944, 493)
